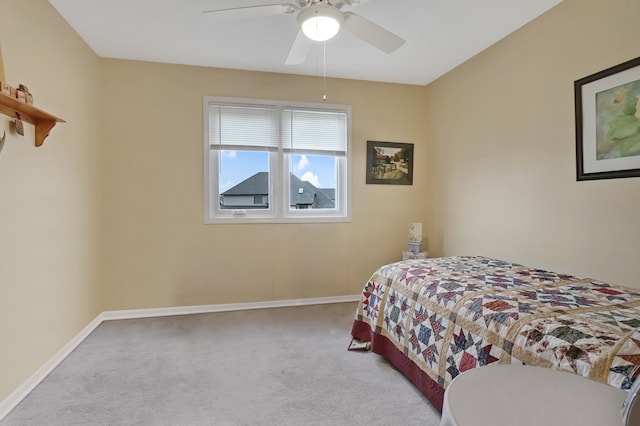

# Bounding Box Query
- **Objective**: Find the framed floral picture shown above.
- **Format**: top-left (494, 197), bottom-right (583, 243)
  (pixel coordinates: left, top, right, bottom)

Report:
top-left (575, 56), bottom-right (640, 180)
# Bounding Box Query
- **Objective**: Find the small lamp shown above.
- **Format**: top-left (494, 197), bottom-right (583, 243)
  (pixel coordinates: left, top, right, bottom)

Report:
top-left (298, 3), bottom-right (344, 42)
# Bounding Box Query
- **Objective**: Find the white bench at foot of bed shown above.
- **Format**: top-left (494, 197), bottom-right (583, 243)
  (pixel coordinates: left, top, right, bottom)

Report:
top-left (440, 364), bottom-right (634, 426)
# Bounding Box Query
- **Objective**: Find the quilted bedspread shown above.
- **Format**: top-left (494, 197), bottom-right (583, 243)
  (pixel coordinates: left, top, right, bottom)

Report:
top-left (351, 256), bottom-right (640, 411)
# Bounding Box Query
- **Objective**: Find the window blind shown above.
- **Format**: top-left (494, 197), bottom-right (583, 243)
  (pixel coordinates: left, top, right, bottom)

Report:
top-left (282, 109), bottom-right (347, 155)
top-left (209, 104), bottom-right (279, 150)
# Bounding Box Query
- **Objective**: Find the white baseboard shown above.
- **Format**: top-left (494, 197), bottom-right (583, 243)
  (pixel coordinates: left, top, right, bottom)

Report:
top-left (0, 295), bottom-right (359, 420)
top-left (101, 294), bottom-right (359, 321)
top-left (0, 314), bottom-right (105, 421)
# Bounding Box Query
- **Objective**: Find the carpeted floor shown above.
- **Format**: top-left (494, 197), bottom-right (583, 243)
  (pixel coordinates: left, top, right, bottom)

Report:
top-left (1, 302), bottom-right (442, 425)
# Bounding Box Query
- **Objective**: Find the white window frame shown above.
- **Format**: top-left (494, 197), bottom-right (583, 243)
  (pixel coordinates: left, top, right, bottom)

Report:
top-left (203, 96), bottom-right (352, 224)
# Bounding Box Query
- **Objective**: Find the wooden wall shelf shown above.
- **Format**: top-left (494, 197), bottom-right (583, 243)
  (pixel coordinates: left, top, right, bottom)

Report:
top-left (0, 91), bottom-right (65, 146)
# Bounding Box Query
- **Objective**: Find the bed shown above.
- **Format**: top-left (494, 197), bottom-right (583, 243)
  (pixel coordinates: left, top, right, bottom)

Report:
top-left (350, 255), bottom-right (640, 412)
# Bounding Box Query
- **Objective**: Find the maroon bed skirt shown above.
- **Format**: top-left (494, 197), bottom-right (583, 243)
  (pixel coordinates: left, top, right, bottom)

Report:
top-left (351, 319), bottom-right (445, 412)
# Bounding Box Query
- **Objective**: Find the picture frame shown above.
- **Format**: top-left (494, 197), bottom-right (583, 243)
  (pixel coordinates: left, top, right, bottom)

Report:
top-left (575, 56), bottom-right (640, 181)
top-left (366, 141), bottom-right (413, 185)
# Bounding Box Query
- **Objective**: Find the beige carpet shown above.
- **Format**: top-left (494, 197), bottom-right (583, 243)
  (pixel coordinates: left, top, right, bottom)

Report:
top-left (1, 302), bottom-right (441, 425)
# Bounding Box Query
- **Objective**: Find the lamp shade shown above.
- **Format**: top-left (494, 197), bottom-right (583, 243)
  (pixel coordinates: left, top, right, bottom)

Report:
top-left (298, 4), bottom-right (344, 42)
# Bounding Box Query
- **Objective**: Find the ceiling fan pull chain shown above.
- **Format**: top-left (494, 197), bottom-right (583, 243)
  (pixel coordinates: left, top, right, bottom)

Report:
top-left (322, 40), bottom-right (327, 101)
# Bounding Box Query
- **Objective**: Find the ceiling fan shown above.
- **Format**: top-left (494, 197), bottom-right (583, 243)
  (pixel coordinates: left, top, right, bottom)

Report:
top-left (203, 0), bottom-right (405, 65)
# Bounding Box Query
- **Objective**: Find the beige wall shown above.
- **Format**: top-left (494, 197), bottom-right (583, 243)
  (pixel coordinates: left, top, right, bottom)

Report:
top-left (425, 0), bottom-right (640, 287)
top-left (0, 1), bottom-right (102, 401)
top-left (99, 60), bottom-right (430, 310)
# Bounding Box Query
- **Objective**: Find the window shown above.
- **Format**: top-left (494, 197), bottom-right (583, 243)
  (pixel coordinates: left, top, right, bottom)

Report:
top-left (204, 97), bottom-right (351, 223)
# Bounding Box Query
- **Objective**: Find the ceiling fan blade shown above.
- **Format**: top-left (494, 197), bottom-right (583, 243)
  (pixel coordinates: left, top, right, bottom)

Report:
top-left (203, 3), bottom-right (298, 20)
top-left (332, 0), bottom-right (373, 8)
top-left (342, 11), bottom-right (405, 53)
top-left (285, 30), bottom-right (312, 65)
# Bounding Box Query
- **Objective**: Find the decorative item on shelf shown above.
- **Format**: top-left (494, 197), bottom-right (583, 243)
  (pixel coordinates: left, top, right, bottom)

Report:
top-left (15, 113), bottom-right (24, 136)
top-left (1, 81), bottom-right (12, 97)
top-left (17, 84), bottom-right (32, 104)
top-left (15, 89), bottom-right (26, 103)
top-left (15, 84), bottom-right (32, 104)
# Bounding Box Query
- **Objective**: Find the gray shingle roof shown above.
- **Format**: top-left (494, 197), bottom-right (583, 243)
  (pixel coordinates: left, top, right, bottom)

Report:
top-left (222, 172), bottom-right (268, 196)
top-left (318, 188), bottom-right (335, 202)
top-left (290, 175), bottom-right (334, 208)
top-left (222, 171), bottom-right (335, 208)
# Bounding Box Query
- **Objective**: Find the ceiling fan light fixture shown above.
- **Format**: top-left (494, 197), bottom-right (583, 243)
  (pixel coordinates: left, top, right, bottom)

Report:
top-left (298, 4), bottom-right (344, 42)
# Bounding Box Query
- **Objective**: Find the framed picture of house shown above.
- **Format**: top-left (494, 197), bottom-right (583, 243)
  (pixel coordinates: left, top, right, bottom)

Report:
top-left (575, 55), bottom-right (640, 181)
top-left (366, 141), bottom-right (413, 185)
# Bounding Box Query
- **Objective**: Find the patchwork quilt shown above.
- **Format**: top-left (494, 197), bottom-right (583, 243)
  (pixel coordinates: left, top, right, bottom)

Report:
top-left (351, 256), bottom-right (640, 411)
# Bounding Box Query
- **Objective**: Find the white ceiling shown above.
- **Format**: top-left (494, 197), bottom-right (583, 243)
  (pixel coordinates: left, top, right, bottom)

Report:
top-left (48, 0), bottom-right (563, 86)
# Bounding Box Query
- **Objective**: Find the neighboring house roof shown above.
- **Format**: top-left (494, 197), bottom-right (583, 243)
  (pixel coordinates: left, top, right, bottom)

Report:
top-left (318, 188), bottom-right (335, 202)
top-left (222, 172), bottom-right (335, 208)
top-left (289, 174), bottom-right (334, 208)
top-left (223, 172), bottom-right (268, 196)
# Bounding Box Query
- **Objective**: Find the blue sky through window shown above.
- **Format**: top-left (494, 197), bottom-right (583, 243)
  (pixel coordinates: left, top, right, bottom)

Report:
top-left (219, 151), bottom-right (336, 192)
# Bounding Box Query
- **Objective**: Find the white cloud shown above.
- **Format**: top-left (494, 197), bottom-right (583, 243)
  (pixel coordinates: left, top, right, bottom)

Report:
top-left (223, 150), bottom-right (237, 158)
top-left (301, 171), bottom-right (320, 187)
top-left (296, 155), bottom-right (309, 171)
